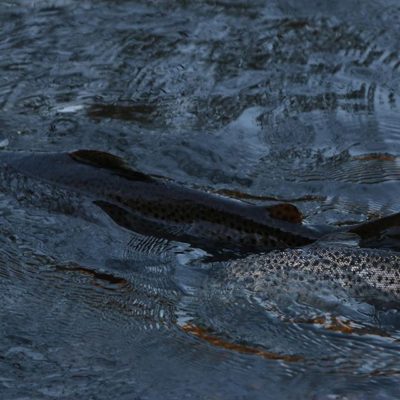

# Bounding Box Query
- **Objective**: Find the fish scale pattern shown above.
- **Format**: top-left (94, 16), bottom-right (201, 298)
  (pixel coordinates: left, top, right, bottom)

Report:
top-left (225, 247), bottom-right (400, 301)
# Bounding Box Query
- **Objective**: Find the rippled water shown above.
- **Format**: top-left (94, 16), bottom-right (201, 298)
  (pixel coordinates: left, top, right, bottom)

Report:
top-left (1, 1), bottom-right (400, 399)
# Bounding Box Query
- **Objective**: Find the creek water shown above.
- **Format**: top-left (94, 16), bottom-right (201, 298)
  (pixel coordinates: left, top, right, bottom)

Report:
top-left (0, 1), bottom-right (400, 399)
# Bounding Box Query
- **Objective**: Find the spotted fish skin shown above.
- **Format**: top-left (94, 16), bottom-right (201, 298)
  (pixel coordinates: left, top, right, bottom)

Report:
top-left (0, 150), bottom-right (321, 256)
top-left (221, 247), bottom-right (400, 303)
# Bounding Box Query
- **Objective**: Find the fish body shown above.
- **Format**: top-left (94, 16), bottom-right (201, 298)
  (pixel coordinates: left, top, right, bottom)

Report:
top-left (221, 247), bottom-right (400, 303)
top-left (1, 149), bottom-right (399, 257)
top-left (0, 150), bottom-right (322, 256)
top-left (1, 150), bottom-right (399, 304)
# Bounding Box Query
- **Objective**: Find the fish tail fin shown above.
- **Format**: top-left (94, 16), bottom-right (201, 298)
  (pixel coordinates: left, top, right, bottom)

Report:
top-left (347, 212), bottom-right (400, 251)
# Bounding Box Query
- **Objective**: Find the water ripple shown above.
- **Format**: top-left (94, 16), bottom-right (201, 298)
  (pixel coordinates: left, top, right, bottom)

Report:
top-left (1, 1), bottom-right (400, 398)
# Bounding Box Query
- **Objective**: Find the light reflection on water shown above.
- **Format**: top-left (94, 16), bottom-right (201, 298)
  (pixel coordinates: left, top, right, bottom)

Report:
top-left (1, 0), bottom-right (400, 399)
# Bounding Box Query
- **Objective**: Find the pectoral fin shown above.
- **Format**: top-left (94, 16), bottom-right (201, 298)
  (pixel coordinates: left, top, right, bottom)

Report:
top-left (94, 200), bottom-right (146, 232)
top-left (93, 200), bottom-right (184, 240)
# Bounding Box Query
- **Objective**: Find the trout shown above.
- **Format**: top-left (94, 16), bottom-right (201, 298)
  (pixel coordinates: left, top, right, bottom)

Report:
top-left (220, 246), bottom-right (400, 304)
top-left (0, 149), bottom-right (398, 257)
top-left (0, 149), bottom-right (321, 256)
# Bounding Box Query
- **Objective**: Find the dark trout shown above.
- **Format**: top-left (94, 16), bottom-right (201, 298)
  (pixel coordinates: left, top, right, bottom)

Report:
top-left (0, 149), bottom-right (398, 257)
top-left (0, 149), bottom-right (323, 256)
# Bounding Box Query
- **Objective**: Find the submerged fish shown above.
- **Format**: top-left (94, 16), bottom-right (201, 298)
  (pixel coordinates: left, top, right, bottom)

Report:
top-left (0, 149), bottom-right (324, 256)
top-left (0, 149), bottom-right (399, 257)
top-left (220, 246), bottom-right (400, 304)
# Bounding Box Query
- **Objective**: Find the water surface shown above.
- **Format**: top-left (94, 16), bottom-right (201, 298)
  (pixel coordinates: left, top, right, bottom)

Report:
top-left (1, 1), bottom-right (400, 399)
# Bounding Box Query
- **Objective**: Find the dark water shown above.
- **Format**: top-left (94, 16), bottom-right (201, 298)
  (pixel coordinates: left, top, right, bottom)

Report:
top-left (1, 1), bottom-right (400, 399)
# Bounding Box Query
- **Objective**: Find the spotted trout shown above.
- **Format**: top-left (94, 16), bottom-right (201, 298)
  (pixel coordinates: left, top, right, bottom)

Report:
top-left (219, 246), bottom-right (400, 305)
top-left (0, 149), bottom-right (398, 257)
top-left (0, 149), bottom-right (323, 256)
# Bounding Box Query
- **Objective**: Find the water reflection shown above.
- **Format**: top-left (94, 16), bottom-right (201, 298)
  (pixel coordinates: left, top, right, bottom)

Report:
top-left (1, 0), bottom-right (400, 399)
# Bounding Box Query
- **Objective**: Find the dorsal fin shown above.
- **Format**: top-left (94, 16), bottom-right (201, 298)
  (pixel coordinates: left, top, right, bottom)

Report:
top-left (69, 150), bottom-right (153, 182)
top-left (265, 203), bottom-right (303, 224)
